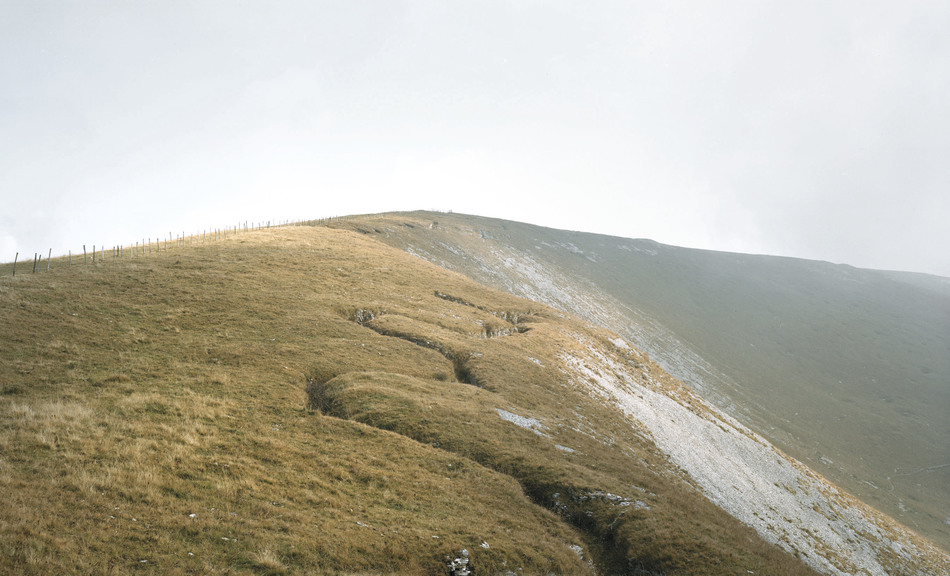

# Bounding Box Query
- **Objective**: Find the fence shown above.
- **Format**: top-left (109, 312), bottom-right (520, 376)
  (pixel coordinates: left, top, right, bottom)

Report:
top-left (3, 215), bottom-right (355, 278)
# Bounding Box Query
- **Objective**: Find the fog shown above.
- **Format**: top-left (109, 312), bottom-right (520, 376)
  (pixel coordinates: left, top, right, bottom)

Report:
top-left (2, 1), bottom-right (948, 275)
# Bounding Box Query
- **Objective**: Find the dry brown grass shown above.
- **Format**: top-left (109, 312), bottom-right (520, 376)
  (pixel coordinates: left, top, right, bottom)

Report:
top-left (0, 224), bottom-right (821, 575)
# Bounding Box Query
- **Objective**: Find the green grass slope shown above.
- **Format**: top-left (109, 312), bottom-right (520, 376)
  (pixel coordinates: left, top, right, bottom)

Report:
top-left (329, 211), bottom-right (950, 551)
top-left (0, 226), bottom-right (822, 575)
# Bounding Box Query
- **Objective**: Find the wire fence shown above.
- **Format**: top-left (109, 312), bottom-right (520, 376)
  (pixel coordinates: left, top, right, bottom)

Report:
top-left (2, 215), bottom-right (354, 278)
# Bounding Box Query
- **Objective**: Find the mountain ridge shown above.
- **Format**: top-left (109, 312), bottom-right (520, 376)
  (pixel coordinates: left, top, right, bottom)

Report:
top-left (329, 211), bottom-right (950, 552)
top-left (0, 220), bottom-right (946, 574)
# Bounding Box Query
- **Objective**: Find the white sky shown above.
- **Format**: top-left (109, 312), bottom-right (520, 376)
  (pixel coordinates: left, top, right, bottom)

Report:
top-left (2, 1), bottom-right (949, 276)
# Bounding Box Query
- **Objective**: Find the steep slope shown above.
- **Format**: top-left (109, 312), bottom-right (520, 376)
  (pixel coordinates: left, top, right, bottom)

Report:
top-left (329, 211), bottom-right (950, 552)
top-left (0, 225), bottom-right (842, 575)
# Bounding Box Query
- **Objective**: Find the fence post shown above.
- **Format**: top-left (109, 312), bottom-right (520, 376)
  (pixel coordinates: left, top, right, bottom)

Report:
top-left (33, 253), bottom-right (38, 273)
top-left (47, 249), bottom-right (51, 271)
top-left (12, 252), bottom-right (17, 277)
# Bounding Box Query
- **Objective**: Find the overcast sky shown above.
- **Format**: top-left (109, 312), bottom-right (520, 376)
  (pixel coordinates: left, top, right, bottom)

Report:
top-left (2, 1), bottom-right (948, 276)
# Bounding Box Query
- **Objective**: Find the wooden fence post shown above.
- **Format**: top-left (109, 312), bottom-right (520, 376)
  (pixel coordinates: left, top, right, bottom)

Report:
top-left (12, 252), bottom-right (17, 277)
top-left (47, 249), bottom-right (51, 271)
top-left (33, 253), bottom-right (38, 273)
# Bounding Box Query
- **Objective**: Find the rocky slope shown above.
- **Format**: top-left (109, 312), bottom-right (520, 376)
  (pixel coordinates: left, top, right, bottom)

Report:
top-left (558, 333), bottom-right (945, 575)
top-left (332, 211), bottom-right (950, 553)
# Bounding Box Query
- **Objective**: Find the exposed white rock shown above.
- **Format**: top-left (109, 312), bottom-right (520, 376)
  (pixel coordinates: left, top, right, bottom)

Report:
top-left (558, 334), bottom-right (950, 576)
top-left (527, 356), bottom-right (545, 367)
top-left (495, 408), bottom-right (551, 438)
top-left (459, 246), bottom-right (743, 413)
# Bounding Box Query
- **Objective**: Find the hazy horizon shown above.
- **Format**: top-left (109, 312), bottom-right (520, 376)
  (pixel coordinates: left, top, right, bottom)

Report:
top-left (3, 2), bottom-right (948, 276)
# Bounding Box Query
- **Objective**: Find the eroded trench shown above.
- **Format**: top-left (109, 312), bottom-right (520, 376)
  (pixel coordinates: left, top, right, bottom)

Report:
top-left (304, 300), bottom-right (670, 575)
top-left (340, 293), bottom-right (534, 388)
top-left (351, 309), bottom-right (483, 387)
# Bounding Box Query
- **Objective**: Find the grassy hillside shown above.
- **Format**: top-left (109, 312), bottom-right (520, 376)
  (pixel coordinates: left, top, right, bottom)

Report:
top-left (0, 225), bottom-right (828, 575)
top-left (328, 211), bottom-right (950, 551)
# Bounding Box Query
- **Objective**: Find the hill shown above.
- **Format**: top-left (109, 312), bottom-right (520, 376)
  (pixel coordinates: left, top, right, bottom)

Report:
top-left (328, 211), bottom-right (950, 552)
top-left (0, 223), bottom-right (946, 575)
